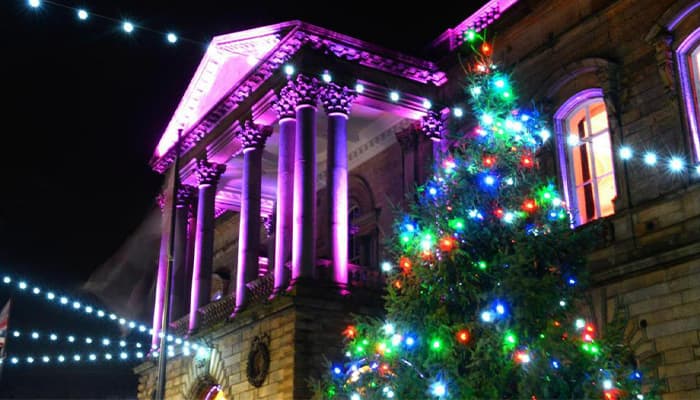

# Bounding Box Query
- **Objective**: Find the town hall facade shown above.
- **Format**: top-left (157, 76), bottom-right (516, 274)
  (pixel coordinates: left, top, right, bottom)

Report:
top-left (132, 1), bottom-right (700, 398)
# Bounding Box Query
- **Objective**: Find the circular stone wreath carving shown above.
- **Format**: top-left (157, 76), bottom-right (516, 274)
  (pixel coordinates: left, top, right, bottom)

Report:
top-left (246, 335), bottom-right (270, 387)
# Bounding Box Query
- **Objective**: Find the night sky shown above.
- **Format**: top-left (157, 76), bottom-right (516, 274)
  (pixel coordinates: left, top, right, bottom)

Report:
top-left (0, 1), bottom-right (478, 397)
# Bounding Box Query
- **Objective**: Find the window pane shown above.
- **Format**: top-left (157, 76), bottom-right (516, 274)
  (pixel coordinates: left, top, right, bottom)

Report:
top-left (597, 174), bottom-right (617, 217)
top-left (568, 108), bottom-right (588, 138)
top-left (576, 184), bottom-right (596, 224)
top-left (589, 102), bottom-right (609, 135)
top-left (571, 143), bottom-right (593, 186)
top-left (592, 133), bottom-right (614, 176)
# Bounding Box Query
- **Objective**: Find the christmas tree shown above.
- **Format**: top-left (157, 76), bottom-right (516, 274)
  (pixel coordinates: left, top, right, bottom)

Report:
top-left (319, 30), bottom-right (655, 400)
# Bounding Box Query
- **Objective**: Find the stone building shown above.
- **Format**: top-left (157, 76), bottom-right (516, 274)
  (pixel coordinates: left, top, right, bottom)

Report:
top-left (132, 1), bottom-right (700, 399)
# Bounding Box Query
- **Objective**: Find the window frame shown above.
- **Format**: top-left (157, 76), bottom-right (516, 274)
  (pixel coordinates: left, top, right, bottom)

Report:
top-left (554, 88), bottom-right (617, 226)
top-left (676, 26), bottom-right (700, 162)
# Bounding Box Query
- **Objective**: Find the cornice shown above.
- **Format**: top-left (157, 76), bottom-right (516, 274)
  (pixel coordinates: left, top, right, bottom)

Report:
top-left (151, 21), bottom-right (447, 173)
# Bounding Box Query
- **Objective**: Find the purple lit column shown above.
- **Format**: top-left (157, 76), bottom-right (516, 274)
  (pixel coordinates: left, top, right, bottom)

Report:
top-left (189, 159), bottom-right (225, 332)
top-left (234, 121), bottom-right (271, 312)
top-left (421, 110), bottom-right (445, 164)
top-left (272, 82), bottom-right (298, 294)
top-left (170, 185), bottom-right (195, 322)
top-left (151, 192), bottom-right (171, 349)
top-left (291, 75), bottom-right (321, 283)
top-left (321, 83), bottom-right (356, 290)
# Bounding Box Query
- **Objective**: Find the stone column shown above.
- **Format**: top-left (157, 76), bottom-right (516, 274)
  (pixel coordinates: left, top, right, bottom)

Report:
top-left (321, 82), bottom-right (356, 291)
top-left (272, 82), bottom-right (298, 294)
top-left (395, 129), bottom-right (418, 199)
top-left (421, 110), bottom-right (444, 164)
top-left (291, 75), bottom-right (321, 283)
top-left (170, 185), bottom-right (195, 322)
top-left (151, 191), bottom-right (170, 349)
top-left (189, 159), bottom-right (226, 332)
top-left (234, 121), bottom-right (271, 312)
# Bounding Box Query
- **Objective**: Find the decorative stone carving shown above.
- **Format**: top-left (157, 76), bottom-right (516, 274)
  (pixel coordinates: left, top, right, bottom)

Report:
top-left (653, 32), bottom-right (676, 98)
top-left (290, 74), bottom-right (321, 107)
top-left (239, 120), bottom-right (272, 151)
top-left (195, 159), bottom-right (226, 187)
top-left (420, 110), bottom-right (444, 141)
top-left (273, 81), bottom-right (300, 119)
top-left (246, 333), bottom-right (271, 388)
top-left (320, 82), bottom-right (357, 115)
top-left (156, 193), bottom-right (167, 211)
top-left (175, 184), bottom-right (196, 207)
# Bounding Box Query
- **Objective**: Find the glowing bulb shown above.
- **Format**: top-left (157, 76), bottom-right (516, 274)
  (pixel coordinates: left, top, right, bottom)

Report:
top-left (32, 287), bottom-right (40, 294)
top-left (2, 276), bottom-right (10, 284)
top-left (122, 21), bottom-right (134, 33)
top-left (105, 353), bottom-right (113, 360)
top-left (68, 336), bottom-right (75, 343)
top-left (109, 313), bottom-right (117, 320)
top-left (85, 337), bottom-right (93, 344)
top-left (166, 33), bottom-right (178, 44)
top-left (575, 319), bottom-right (586, 329)
top-left (28, 0), bottom-right (41, 8)
top-left (505, 177), bottom-right (514, 185)
top-left (85, 306), bottom-right (93, 313)
top-left (283, 64), bottom-right (295, 75)
top-left (539, 129), bottom-right (551, 142)
top-left (619, 146), bottom-right (633, 160)
top-left (567, 134), bottom-right (580, 146)
top-left (12, 331), bottom-right (19, 337)
top-left (60, 297), bottom-right (68, 305)
top-left (381, 262), bottom-right (392, 272)
top-left (42, 356), bottom-right (50, 363)
top-left (644, 152), bottom-right (657, 165)
top-left (31, 332), bottom-right (39, 339)
top-left (102, 338), bottom-right (110, 346)
top-left (453, 107), bottom-right (463, 117)
top-left (431, 381), bottom-right (447, 397)
top-left (383, 323), bottom-right (395, 335)
top-left (119, 340), bottom-right (127, 347)
top-left (120, 352), bottom-right (128, 359)
top-left (77, 9), bottom-right (88, 20)
top-left (552, 360), bottom-right (560, 369)
top-left (422, 99), bottom-right (432, 109)
top-left (50, 333), bottom-right (57, 341)
top-left (494, 79), bottom-right (505, 88)
top-left (405, 337), bottom-right (415, 346)
top-left (139, 325), bottom-right (146, 332)
top-left (354, 83), bottom-right (364, 93)
top-left (97, 310), bottom-right (105, 317)
top-left (481, 311), bottom-right (493, 322)
top-left (73, 354), bottom-right (81, 361)
top-left (73, 301), bottom-right (81, 309)
top-left (18, 281), bottom-right (27, 290)
top-left (603, 379), bottom-right (613, 390)
top-left (484, 175), bottom-right (495, 186)
top-left (559, 300), bottom-right (566, 307)
top-left (10, 357), bottom-right (18, 364)
top-left (496, 303), bottom-right (505, 315)
top-left (89, 354), bottom-right (97, 361)
top-left (389, 91), bottom-right (400, 102)
top-left (351, 394), bottom-right (361, 400)
top-left (27, 357), bottom-right (34, 364)
top-left (480, 113), bottom-right (493, 125)
top-left (322, 70), bottom-right (332, 83)
top-left (470, 86), bottom-right (482, 96)
top-left (503, 212), bottom-right (515, 223)
top-left (668, 156), bottom-right (684, 172)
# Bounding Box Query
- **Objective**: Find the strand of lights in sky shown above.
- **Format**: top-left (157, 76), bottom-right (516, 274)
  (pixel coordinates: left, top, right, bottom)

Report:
top-left (0, 272), bottom-right (194, 349)
top-left (24, 0), bottom-right (203, 46)
top-left (21, 0), bottom-right (700, 176)
top-left (8, 329), bottom-right (145, 349)
top-left (2, 344), bottom-right (210, 367)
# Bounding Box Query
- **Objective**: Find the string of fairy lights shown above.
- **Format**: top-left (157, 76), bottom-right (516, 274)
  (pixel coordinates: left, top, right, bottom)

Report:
top-left (23, 0), bottom-right (202, 46)
top-left (0, 272), bottom-right (208, 367)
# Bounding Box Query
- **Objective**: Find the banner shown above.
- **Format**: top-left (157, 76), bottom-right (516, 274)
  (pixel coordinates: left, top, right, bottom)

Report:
top-left (0, 298), bottom-right (11, 378)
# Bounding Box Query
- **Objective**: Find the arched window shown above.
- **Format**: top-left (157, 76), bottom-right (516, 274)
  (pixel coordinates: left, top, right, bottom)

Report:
top-left (348, 204), bottom-right (377, 268)
top-left (554, 89), bottom-right (617, 226)
top-left (677, 27), bottom-right (700, 161)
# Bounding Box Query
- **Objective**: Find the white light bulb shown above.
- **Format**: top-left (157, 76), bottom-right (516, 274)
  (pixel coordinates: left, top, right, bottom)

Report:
top-left (422, 99), bottom-right (432, 109)
top-left (453, 107), bottom-right (464, 118)
top-left (283, 64), bottom-right (295, 76)
top-left (77, 9), bottom-right (88, 20)
top-left (166, 33), bottom-right (178, 44)
top-left (668, 156), bottom-right (684, 172)
top-left (122, 22), bottom-right (134, 33)
top-left (389, 91), bottom-right (400, 102)
top-left (28, 0), bottom-right (41, 8)
top-left (619, 146), bottom-right (633, 160)
top-left (643, 152), bottom-right (657, 166)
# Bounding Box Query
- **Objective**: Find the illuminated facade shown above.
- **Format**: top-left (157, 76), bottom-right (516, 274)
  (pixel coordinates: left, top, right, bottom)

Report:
top-left (133, 1), bottom-right (700, 398)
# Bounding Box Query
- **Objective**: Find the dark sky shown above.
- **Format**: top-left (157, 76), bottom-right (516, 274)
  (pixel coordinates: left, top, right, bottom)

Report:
top-left (0, 0), bottom-right (479, 397)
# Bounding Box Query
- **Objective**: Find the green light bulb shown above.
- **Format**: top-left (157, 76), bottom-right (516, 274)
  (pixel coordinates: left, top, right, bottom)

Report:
top-left (465, 29), bottom-right (477, 42)
top-left (477, 261), bottom-right (487, 270)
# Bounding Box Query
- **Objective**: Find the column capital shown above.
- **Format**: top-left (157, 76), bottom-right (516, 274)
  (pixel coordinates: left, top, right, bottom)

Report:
top-left (273, 81), bottom-right (300, 119)
top-left (195, 159), bottom-right (226, 187)
top-left (420, 110), bottom-right (444, 141)
top-left (175, 185), bottom-right (197, 207)
top-left (290, 74), bottom-right (321, 107)
top-left (239, 120), bottom-right (272, 151)
top-left (320, 82), bottom-right (357, 116)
